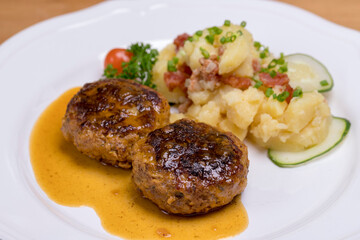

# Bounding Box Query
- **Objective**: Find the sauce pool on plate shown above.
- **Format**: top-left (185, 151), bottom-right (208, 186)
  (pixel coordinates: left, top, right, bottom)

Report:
top-left (29, 87), bottom-right (248, 239)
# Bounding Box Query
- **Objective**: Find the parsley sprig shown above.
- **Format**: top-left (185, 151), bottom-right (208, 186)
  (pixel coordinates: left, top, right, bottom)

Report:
top-left (103, 43), bottom-right (158, 89)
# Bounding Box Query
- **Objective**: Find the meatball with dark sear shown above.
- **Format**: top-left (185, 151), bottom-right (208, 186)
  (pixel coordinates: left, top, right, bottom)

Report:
top-left (61, 78), bottom-right (170, 168)
top-left (132, 119), bottom-right (249, 215)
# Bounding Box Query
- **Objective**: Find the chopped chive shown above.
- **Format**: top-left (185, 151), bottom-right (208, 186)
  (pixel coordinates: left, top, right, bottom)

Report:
top-left (265, 88), bottom-right (274, 97)
top-left (260, 68), bottom-right (269, 73)
top-left (226, 31), bottom-right (233, 37)
top-left (220, 36), bottom-right (226, 44)
top-left (254, 41), bottom-right (261, 50)
top-left (277, 91), bottom-right (290, 102)
top-left (237, 30), bottom-right (243, 36)
top-left (293, 87), bottom-right (303, 98)
top-left (241, 21), bottom-right (247, 27)
top-left (200, 47), bottom-right (210, 59)
top-left (254, 80), bottom-right (263, 88)
top-left (167, 62), bottom-right (177, 72)
top-left (230, 35), bottom-right (237, 42)
top-left (269, 70), bottom-right (277, 78)
top-left (173, 57), bottom-right (179, 64)
top-left (272, 93), bottom-right (278, 99)
top-left (320, 80), bottom-right (329, 86)
top-left (259, 47), bottom-right (269, 59)
top-left (278, 64), bottom-right (288, 73)
top-left (224, 20), bottom-right (231, 26)
top-left (187, 36), bottom-right (193, 42)
top-left (167, 57), bottom-right (178, 72)
top-left (268, 60), bottom-right (277, 69)
top-left (214, 27), bottom-right (223, 35)
top-left (278, 53), bottom-right (285, 64)
top-left (208, 26), bottom-right (223, 35)
top-left (205, 35), bottom-right (215, 45)
top-left (195, 30), bottom-right (203, 37)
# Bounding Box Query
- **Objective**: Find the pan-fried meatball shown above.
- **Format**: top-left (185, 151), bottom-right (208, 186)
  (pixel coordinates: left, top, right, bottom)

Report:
top-left (61, 78), bottom-right (170, 168)
top-left (132, 119), bottom-right (249, 215)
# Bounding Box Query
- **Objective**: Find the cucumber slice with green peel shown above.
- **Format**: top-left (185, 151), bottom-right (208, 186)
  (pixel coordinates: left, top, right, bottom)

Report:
top-left (285, 53), bottom-right (334, 92)
top-left (268, 116), bottom-right (350, 168)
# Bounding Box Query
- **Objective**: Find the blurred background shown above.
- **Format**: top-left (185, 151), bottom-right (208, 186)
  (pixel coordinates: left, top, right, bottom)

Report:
top-left (0, 0), bottom-right (359, 43)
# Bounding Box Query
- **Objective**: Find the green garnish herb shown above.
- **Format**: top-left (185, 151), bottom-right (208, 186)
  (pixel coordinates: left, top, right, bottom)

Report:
top-left (241, 21), bottom-right (247, 28)
top-left (254, 41), bottom-right (270, 60)
top-left (320, 80), bottom-right (329, 86)
top-left (253, 79), bottom-right (263, 88)
top-left (226, 31), bottom-right (233, 37)
top-left (293, 87), bottom-right (303, 98)
top-left (237, 30), bottom-right (243, 36)
top-left (260, 52), bottom-right (288, 75)
top-left (220, 37), bottom-right (226, 44)
top-left (269, 70), bottom-right (277, 78)
top-left (203, 26), bottom-right (222, 46)
top-left (254, 41), bottom-right (261, 50)
top-left (278, 63), bottom-right (288, 73)
top-left (272, 93), bottom-right (278, 99)
top-left (259, 47), bottom-right (269, 59)
top-left (103, 64), bottom-right (119, 78)
top-left (195, 30), bottom-right (203, 37)
top-left (208, 26), bottom-right (223, 35)
top-left (265, 88), bottom-right (274, 97)
top-left (167, 56), bottom-right (179, 72)
top-left (200, 47), bottom-right (210, 59)
top-left (187, 36), bottom-right (194, 42)
top-left (224, 20), bottom-right (231, 26)
top-left (205, 35), bottom-right (215, 44)
top-left (111, 43), bottom-right (158, 89)
top-left (277, 91), bottom-right (290, 102)
top-left (268, 60), bottom-right (277, 69)
top-left (278, 53), bottom-right (285, 64)
top-left (220, 31), bottom-right (238, 44)
top-left (260, 68), bottom-right (269, 73)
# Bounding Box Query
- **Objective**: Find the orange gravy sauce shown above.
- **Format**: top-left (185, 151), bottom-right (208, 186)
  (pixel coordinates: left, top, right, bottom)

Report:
top-left (30, 88), bottom-right (248, 239)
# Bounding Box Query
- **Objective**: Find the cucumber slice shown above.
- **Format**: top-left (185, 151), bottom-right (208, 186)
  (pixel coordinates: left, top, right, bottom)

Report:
top-left (268, 116), bottom-right (350, 167)
top-left (285, 53), bottom-right (334, 92)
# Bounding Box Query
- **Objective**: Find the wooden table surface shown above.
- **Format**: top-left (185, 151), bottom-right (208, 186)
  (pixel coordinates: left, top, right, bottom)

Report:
top-left (0, 0), bottom-right (359, 44)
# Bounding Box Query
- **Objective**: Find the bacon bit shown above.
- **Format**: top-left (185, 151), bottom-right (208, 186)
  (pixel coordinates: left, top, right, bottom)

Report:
top-left (188, 70), bottom-right (202, 92)
top-left (259, 72), bottom-right (290, 87)
top-left (178, 98), bottom-right (193, 113)
top-left (164, 64), bottom-right (191, 93)
top-left (164, 71), bottom-right (188, 92)
top-left (284, 83), bottom-right (294, 103)
top-left (178, 63), bottom-right (192, 76)
top-left (252, 59), bottom-right (261, 72)
top-left (218, 45), bottom-right (225, 56)
top-left (221, 75), bottom-right (252, 90)
top-left (173, 33), bottom-right (190, 51)
top-left (188, 55), bottom-right (221, 92)
top-left (198, 55), bottom-right (220, 80)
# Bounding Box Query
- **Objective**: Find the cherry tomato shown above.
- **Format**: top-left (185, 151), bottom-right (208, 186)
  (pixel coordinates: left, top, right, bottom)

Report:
top-left (104, 48), bottom-right (133, 73)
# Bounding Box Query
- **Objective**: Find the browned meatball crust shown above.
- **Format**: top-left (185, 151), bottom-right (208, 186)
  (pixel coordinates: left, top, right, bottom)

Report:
top-left (132, 119), bottom-right (249, 215)
top-left (61, 78), bottom-right (170, 168)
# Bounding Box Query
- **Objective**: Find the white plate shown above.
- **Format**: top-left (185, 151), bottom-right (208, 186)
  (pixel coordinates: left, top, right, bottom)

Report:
top-left (0, 0), bottom-right (359, 239)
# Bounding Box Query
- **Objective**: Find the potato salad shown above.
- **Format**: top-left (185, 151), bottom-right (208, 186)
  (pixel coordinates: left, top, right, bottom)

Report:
top-left (152, 20), bottom-right (331, 152)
